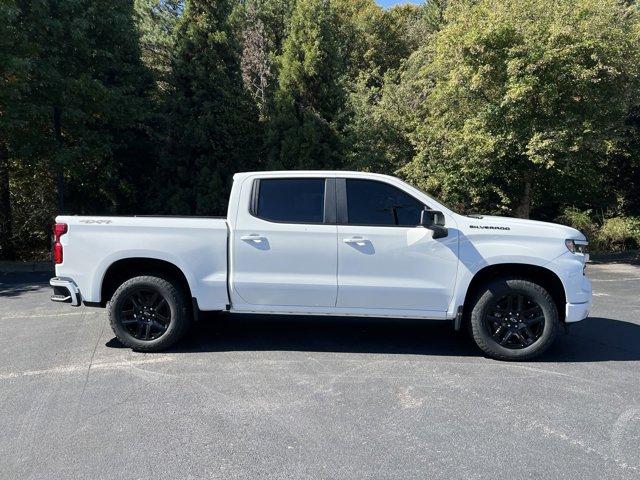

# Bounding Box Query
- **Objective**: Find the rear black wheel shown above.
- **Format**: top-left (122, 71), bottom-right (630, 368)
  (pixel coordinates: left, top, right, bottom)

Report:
top-left (108, 275), bottom-right (191, 352)
top-left (469, 278), bottom-right (559, 361)
top-left (119, 287), bottom-right (173, 341)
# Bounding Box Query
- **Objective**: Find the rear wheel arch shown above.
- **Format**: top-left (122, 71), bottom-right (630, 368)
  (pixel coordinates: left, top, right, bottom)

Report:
top-left (100, 257), bottom-right (192, 307)
top-left (462, 263), bottom-right (566, 323)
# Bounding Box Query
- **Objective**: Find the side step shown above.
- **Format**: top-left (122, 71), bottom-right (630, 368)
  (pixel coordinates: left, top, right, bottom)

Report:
top-left (51, 294), bottom-right (72, 303)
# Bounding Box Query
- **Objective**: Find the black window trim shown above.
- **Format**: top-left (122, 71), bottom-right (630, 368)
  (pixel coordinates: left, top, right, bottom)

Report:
top-left (336, 177), bottom-right (428, 228)
top-left (249, 177), bottom-right (337, 225)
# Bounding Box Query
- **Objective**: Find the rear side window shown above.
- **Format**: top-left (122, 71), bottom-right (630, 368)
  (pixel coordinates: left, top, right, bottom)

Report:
top-left (255, 178), bottom-right (325, 223)
top-left (345, 179), bottom-right (425, 226)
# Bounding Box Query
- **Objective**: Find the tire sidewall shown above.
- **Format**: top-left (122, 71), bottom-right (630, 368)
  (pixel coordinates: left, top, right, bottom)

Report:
top-left (109, 276), bottom-right (186, 351)
top-left (470, 279), bottom-right (559, 360)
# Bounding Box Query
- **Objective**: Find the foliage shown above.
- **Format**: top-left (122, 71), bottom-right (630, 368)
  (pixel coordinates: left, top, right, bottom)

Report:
top-left (344, 66), bottom-right (417, 174)
top-left (558, 208), bottom-right (640, 252)
top-left (333, 0), bottom-right (410, 80)
top-left (266, 0), bottom-right (345, 170)
top-left (134, 0), bottom-right (183, 91)
top-left (598, 217), bottom-right (640, 252)
top-left (559, 207), bottom-right (598, 239)
top-left (159, 0), bottom-right (261, 215)
top-left (401, 0), bottom-right (640, 217)
top-left (342, 1), bottom-right (446, 176)
top-left (240, 0), bottom-right (273, 118)
top-left (234, 0), bottom-right (297, 119)
top-left (1, 0), bottom-right (155, 259)
top-left (2, 0), bottom-right (640, 258)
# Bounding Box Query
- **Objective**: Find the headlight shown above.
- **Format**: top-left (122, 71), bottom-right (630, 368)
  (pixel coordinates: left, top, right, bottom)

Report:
top-left (565, 239), bottom-right (588, 254)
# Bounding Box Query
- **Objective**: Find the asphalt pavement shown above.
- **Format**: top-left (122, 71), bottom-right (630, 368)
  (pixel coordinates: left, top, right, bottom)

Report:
top-left (1, 261), bottom-right (639, 480)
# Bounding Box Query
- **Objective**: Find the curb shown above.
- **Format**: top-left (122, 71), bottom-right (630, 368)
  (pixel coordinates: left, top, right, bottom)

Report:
top-left (589, 250), bottom-right (640, 264)
top-left (0, 261), bottom-right (54, 273)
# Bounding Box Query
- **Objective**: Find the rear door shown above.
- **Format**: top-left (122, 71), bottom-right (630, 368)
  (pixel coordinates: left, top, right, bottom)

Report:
top-left (336, 178), bottom-right (458, 313)
top-left (231, 177), bottom-right (338, 307)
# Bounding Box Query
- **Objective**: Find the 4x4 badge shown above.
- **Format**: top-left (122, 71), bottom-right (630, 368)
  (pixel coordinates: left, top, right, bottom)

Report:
top-left (79, 219), bottom-right (112, 224)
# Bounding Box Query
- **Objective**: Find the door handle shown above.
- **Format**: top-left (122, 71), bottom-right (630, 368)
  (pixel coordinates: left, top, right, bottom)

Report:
top-left (241, 234), bottom-right (265, 242)
top-left (343, 236), bottom-right (369, 245)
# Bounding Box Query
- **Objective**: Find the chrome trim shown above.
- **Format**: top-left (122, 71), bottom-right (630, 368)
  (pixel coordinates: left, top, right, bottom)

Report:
top-left (50, 277), bottom-right (81, 306)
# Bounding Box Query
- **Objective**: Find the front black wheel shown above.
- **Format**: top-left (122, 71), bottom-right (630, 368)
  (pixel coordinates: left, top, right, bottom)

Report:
top-left (108, 275), bottom-right (191, 352)
top-left (469, 278), bottom-right (559, 361)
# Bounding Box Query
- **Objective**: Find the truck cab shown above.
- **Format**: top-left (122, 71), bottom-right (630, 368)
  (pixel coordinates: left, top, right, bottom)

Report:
top-left (50, 171), bottom-right (592, 360)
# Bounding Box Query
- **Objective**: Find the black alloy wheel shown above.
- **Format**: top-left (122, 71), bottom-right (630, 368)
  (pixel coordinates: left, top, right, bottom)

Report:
top-left (108, 275), bottom-right (191, 352)
top-left (469, 277), bottom-right (560, 361)
top-left (483, 293), bottom-right (545, 349)
top-left (119, 288), bottom-right (171, 341)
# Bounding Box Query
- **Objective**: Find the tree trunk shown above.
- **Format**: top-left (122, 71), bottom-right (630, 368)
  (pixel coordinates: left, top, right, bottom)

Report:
top-left (514, 174), bottom-right (532, 219)
top-left (0, 143), bottom-right (15, 260)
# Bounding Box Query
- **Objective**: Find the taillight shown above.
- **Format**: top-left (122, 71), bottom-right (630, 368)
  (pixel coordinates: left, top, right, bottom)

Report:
top-left (52, 223), bottom-right (67, 264)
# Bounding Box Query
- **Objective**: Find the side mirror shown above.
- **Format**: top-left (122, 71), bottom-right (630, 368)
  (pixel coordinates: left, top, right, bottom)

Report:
top-left (420, 209), bottom-right (448, 239)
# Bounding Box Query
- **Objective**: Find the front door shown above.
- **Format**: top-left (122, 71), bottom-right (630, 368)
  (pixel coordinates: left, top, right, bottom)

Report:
top-left (232, 177), bottom-right (338, 307)
top-left (336, 178), bottom-right (458, 313)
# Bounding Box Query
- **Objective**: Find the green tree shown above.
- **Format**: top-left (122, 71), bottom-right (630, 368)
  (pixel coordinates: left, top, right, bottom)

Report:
top-left (0, 0), bottom-right (26, 259)
top-left (1, 0), bottom-right (154, 258)
top-left (342, 0), bottom-right (447, 176)
top-left (232, 0), bottom-right (295, 54)
top-left (134, 0), bottom-right (183, 91)
top-left (386, 0), bottom-right (447, 53)
top-left (234, 0), bottom-right (295, 120)
top-left (344, 51), bottom-right (427, 174)
top-left (239, 0), bottom-right (274, 119)
top-left (333, 0), bottom-right (410, 81)
top-left (161, 0), bottom-right (260, 215)
top-left (266, 0), bottom-right (345, 169)
top-left (402, 0), bottom-right (640, 217)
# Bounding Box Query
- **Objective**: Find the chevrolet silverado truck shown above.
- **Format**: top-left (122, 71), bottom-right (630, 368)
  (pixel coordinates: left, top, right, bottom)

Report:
top-left (49, 171), bottom-right (591, 360)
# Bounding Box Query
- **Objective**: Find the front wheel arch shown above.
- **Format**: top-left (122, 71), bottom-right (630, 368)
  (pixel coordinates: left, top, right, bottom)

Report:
top-left (462, 264), bottom-right (566, 324)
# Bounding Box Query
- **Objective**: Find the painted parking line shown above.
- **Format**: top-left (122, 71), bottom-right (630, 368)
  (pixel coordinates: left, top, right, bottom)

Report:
top-left (0, 355), bottom-right (173, 381)
top-left (0, 311), bottom-right (105, 321)
top-left (590, 277), bottom-right (640, 282)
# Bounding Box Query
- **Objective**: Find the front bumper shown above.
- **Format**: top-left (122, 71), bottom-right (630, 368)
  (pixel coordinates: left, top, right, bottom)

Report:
top-left (50, 277), bottom-right (81, 306)
top-left (546, 252), bottom-right (592, 323)
top-left (566, 300), bottom-right (591, 323)
top-left (564, 272), bottom-right (592, 322)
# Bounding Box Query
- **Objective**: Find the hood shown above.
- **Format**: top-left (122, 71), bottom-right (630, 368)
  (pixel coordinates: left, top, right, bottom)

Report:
top-left (462, 215), bottom-right (586, 241)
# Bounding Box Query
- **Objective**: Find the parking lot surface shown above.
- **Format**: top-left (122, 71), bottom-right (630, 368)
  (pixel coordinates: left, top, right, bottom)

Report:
top-left (1, 261), bottom-right (639, 480)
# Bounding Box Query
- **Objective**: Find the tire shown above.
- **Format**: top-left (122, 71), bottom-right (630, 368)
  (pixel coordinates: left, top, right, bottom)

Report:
top-left (469, 277), bottom-right (559, 361)
top-left (108, 275), bottom-right (191, 352)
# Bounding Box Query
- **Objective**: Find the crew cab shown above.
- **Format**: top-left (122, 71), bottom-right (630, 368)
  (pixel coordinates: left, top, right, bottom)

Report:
top-left (49, 171), bottom-right (592, 360)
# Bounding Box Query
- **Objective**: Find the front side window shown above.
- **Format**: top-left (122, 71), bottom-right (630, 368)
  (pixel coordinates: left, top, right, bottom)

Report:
top-left (255, 178), bottom-right (325, 223)
top-left (346, 179), bottom-right (425, 226)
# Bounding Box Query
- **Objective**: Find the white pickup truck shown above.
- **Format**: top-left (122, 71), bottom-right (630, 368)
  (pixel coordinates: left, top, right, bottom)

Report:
top-left (50, 171), bottom-right (591, 360)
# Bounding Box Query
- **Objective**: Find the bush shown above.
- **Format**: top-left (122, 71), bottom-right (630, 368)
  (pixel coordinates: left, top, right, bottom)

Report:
top-left (558, 207), bottom-right (599, 243)
top-left (598, 217), bottom-right (640, 252)
top-left (558, 208), bottom-right (640, 252)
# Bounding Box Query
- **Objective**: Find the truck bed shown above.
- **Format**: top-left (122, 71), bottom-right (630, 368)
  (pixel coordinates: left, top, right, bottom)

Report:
top-left (54, 215), bottom-right (229, 310)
